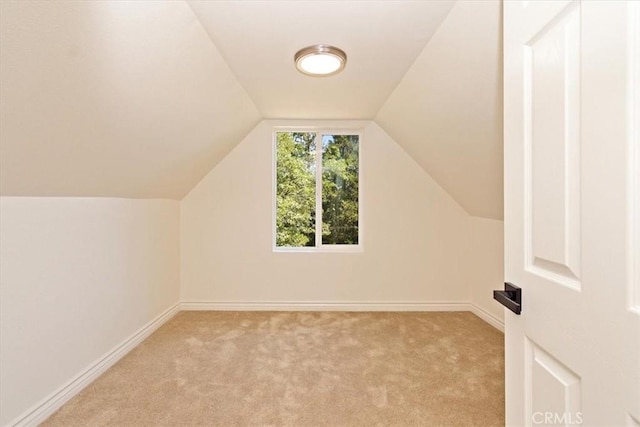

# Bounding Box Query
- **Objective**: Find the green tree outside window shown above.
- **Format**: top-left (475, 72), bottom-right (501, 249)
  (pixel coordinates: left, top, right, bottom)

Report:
top-left (276, 131), bottom-right (359, 248)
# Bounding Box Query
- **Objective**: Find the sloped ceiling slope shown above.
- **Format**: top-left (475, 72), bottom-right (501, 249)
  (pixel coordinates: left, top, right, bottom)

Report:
top-left (0, 0), bottom-right (260, 199)
top-left (187, 0), bottom-right (455, 119)
top-left (1, 0), bottom-right (503, 217)
top-left (376, 0), bottom-right (503, 220)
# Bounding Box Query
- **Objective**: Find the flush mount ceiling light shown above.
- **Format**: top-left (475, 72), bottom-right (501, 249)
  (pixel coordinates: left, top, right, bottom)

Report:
top-left (294, 45), bottom-right (347, 77)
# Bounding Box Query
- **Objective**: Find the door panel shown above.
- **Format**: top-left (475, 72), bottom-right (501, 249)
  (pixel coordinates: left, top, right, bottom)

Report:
top-left (527, 339), bottom-right (581, 427)
top-left (526, 1), bottom-right (581, 289)
top-left (504, 1), bottom-right (639, 426)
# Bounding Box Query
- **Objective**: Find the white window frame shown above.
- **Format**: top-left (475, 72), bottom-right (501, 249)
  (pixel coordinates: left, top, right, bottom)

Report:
top-left (272, 127), bottom-right (363, 253)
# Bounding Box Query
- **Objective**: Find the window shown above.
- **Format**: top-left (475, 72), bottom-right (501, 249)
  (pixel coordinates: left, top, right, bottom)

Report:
top-left (274, 130), bottom-right (361, 250)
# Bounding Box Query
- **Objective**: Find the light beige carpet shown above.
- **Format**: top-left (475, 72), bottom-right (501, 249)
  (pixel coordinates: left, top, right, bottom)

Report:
top-left (42, 311), bottom-right (504, 426)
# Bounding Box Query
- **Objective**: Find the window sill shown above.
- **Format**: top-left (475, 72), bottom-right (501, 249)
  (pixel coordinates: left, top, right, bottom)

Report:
top-left (273, 245), bottom-right (363, 254)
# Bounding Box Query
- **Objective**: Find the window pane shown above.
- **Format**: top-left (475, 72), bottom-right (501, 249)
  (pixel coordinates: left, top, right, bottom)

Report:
top-left (322, 134), bottom-right (359, 245)
top-left (276, 132), bottom-right (316, 247)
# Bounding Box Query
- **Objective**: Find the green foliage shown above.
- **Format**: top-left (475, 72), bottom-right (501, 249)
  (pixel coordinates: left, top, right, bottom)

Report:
top-left (276, 132), bottom-right (359, 247)
top-left (276, 132), bottom-right (316, 247)
top-left (322, 135), bottom-right (359, 244)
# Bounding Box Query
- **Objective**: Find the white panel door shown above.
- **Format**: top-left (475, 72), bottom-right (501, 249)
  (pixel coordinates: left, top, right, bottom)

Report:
top-left (504, 1), bottom-right (640, 426)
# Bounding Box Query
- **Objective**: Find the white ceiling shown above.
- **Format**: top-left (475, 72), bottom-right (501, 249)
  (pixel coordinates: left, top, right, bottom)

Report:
top-left (187, 0), bottom-right (456, 119)
top-left (377, 0), bottom-right (503, 219)
top-left (0, 0), bottom-right (260, 199)
top-left (0, 0), bottom-right (503, 219)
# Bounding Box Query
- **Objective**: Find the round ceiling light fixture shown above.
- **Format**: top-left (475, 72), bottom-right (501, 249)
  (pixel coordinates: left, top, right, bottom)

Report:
top-left (294, 45), bottom-right (347, 77)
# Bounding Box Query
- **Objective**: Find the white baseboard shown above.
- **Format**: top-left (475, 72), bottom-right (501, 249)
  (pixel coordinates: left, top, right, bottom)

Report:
top-left (7, 303), bottom-right (180, 427)
top-left (181, 301), bottom-right (504, 332)
top-left (180, 300), bottom-right (471, 312)
top-left (469, 303), bottom-right (505, 332)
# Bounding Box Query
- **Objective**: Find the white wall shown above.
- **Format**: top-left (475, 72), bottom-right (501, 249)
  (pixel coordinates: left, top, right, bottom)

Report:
top-left (0, 122), bottom-right (505, 426)
top-left (0, 198), bottom-right (180, 426)
top-left (181, 120), bottom-right (472, 305)
top-left (470, 216), bottom-right (505, 324)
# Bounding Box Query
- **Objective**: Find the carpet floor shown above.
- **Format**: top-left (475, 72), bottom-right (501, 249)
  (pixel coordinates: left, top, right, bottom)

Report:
top-left (42, 311), bottom-right (504, 426)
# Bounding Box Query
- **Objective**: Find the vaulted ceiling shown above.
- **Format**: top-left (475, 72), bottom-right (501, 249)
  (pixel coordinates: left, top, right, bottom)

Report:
top-left (0, 0), bottom-right (260, 199)
top-left (377, 0), bottom-right (503, 219)
top-left (187, 0), bottom-right (456, 119)
top-left (0, 0), bottom-right (503, 219)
